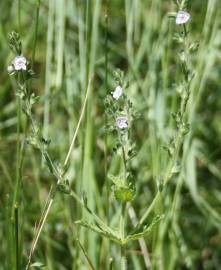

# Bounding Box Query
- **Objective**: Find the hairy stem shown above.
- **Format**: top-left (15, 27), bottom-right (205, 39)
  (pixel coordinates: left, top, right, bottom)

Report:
top-left (120, 202), bottom-right (127, 270)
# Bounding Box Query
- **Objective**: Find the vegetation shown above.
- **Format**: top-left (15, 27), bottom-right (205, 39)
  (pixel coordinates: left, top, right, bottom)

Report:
top-left (0, 0), bottom-right (221, 269)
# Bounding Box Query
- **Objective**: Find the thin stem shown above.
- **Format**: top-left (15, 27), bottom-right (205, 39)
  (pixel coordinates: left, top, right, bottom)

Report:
top-left (136, 18), bottom-right (191, 228)
top-left (26, 199), bottom-right (54, 270)
top-left (31, 0), bottom-right (40, 69)
top-left (69, 190), bottom-right (116, 235)
top-left (14, 205), bottom-right (19, 270)
top-left (104, 0), bottom-right (109, 219)
top-left (183, 24), bottom-right (187, 38)
top-left (76, 239), bottom-right (96, 270)
top-left (136, 191), bottom-right (161, 228)
top-left (127, 204), bottom-right (151, 269)
top-left (118, 131), bottom-right (128, 269)
top-left (120, 203), bottom-right (125, 240)
top-left (121, 144), bottom-right (127, 178)
top-left (85, 0), bottom-right (91, 83)
top-left (136, 98), bottom-right (184, 227)
top-left (43, 0), bottom-right (54, 142)
top-left (64, 77), bottom-right (91, 167)
top-left (120, 245), bottom-right (127, 270)
top-left (12, 94), bottom-right (22, 218)
top-left (104, 0), bottom-right (108, 92)
top-left (18, 0), bottom-right (21, 34)
top-left (120, 202), bottom-right (127, 270)
top-left (117, 129), bottom-right (127, 179)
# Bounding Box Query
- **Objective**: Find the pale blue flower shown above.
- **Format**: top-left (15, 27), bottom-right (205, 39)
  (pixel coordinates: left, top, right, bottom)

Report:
top-left (12, 55), bottom-right (27, 71)
top-left (116, 116), bottom-right (128, 129)
top-left (176, 11), bottom-right (190, 25)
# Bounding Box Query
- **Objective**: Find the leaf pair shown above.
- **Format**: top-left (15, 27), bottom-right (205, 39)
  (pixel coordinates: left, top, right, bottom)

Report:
top-left (76, 214), bottom-right (164, 245)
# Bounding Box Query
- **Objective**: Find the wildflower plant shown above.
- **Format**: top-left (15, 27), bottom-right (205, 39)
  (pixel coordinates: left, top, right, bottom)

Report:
top-left (78, 2), bottom-right (196, 267)
top-left (8, 31), bottom-right (89, 269)
top-left (137, 0), bottom-right (197, 222)
top-left (76, 70), bottom-right (163, 269)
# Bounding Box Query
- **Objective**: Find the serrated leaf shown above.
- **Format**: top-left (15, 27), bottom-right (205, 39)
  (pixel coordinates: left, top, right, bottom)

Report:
top-left (75, 220), bottom-right (120, 244)
top-left (125, 215), bottom-right (164, 243)
top-left (76, 201), bottom-right (118, 236)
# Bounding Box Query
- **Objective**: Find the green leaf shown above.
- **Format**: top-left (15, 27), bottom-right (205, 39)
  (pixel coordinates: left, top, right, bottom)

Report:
top-left (30, 262), bottom-right (46, 268)
top-left (125, 215), bottom-right (164, 243)
top-left (75, 220), bottom-right (121, 244)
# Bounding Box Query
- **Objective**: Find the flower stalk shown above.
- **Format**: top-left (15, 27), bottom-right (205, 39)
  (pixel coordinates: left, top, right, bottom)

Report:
top-left (136, 2), bottom-right (195, 229)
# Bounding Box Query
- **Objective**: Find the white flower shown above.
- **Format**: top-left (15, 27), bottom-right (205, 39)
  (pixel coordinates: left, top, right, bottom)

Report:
top-left (112, 85), bottom-right (123, 100)
top-left (7, 65), bottom-right (15, 74)
top-left (116, 116), bottom-right (128, 129)
top-left (12, 55), bottom-right (27, 71)
top-left (176, 11), bottom-right (191, 25)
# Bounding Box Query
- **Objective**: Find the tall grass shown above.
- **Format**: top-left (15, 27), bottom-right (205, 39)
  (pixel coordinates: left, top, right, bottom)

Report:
top-left (0, 0), bottom-right (221, 269)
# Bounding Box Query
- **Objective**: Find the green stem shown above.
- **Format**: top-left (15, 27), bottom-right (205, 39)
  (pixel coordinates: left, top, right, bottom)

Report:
top-left (104, 0), bottom-right (109, 218)
top-left (14, 95), bottom-right (22, 203)
top-left (18, 0), bottom-right (21, 34)
top-left (121, 145), bottom-right (127, 178)
top-left (136, 116), bottom-right (183, 228)
top-left (120, 203), bottom-right (125, 240)
top-left (31, 0), bottom-right (40, 69)
top-left (118, 131), bottom-right (128, 267)
top-left (12, 73), bottom-right (23, 220)
top-left (120, 245), bottom-right (126, 270)
top-left (26, 197), bottom-right (54, 270)
top-left (183, 24), bottom-right (187, 38)
top-left (85, 0), bottom-right (91, 83)
top-left (136, 19), bottom-right (191, 228)
top-left (117, 129), bottom-right (127, 179)
top-left (137, 191), bottom-right (161, 229)
top-left (120, 202), bottom-right (127, 270)
top-left (14, 205), bottom-right (19, 270)
top-left (104, 0), bottom-right (108, 91)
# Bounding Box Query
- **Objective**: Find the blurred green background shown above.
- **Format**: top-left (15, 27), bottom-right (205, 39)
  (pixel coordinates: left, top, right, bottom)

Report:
top-left (0, 0), bottom-right (221, 269)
